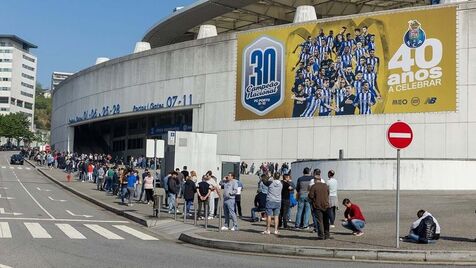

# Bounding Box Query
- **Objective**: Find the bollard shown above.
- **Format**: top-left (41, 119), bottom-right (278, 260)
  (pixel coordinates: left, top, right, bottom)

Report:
top-left (174, 203), bottom-right (177, 221)
top-left (194, 201), bottom-right (197, 226)
top-left (205, 203), bottom-right (208, 230)
top-left (158, 195), bottom-right (162, 219)
top-left (183, 202), bottom-right (187, 223)
top-left (339, 149), bottom-right (344, 160)
top-left (218, 199), bottom-right (223, 232)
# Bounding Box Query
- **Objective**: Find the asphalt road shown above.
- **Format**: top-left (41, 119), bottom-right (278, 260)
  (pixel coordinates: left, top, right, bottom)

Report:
top-left (0, 152), bottom-right (460, 268)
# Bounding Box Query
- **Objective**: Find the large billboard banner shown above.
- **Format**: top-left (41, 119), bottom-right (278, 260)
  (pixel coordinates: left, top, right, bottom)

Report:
top-left (235, 7), bottom-right (456, 120)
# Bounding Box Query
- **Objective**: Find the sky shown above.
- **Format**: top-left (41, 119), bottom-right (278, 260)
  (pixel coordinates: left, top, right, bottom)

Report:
top-left (3, 0), bottom-right (196, 88)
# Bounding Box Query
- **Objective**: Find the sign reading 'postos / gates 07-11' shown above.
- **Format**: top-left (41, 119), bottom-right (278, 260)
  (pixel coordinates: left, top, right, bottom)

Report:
top-left (235, 6), bottom-right (456, 120)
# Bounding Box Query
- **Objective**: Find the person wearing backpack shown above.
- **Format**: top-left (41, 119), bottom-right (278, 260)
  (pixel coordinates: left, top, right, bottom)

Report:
top-left (402, 210), bottom-right (441, 244)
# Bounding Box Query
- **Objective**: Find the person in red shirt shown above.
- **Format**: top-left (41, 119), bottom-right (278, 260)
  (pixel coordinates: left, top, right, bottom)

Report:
top-left (341, 198), bottom-right (366, 236)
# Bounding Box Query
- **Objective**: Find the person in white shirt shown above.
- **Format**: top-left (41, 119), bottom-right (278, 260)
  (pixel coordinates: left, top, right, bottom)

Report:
top-left (326, 170), bottom-right (338, 228)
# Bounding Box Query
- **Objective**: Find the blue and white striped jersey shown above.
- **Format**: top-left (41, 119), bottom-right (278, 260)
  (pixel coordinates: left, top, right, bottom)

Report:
top-left (326, 36), bottom-right (334, 49)
top-left (353, 48), bottom-right (366, 63)
top-left (353, 80), bottom-right (364, 95)
top-left (353, 91), bottom-right (376, 115)
top-left (319, 88), bottom-right (332, 114)
top-left (363, 71), bottom-right (377, 88)
top-left (355, 65), bottom-right (366, 74)
top-left (341, 53), bottom-right (352, 67)
top-left (366, 56), bottom-right (379, 68)
top-left (334, 88), bottom-right (346, 112)
top-left (301, 95), bottom-right (321, 117)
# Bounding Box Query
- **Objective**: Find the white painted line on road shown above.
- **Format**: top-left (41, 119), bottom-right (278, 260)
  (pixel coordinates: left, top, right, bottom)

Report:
top-left (84, 224), bottom-right (124, 240)
top-left (56, 223), bottom-right (86, 239)
top-left (24, 222), bottom-right (52, 238)
top-left (0, 208), bottom-right (22, 216)
top-left (48, 196), bottom-right (67, 202)
top-left (0, 264), bottom-right (12, 268)
top-left (0, 194), bottom-right (14, 200)
top-left (113, 225), bottom-right (158, 241)
top-left (14, 172), bottom-right (55, 219)
top-left (0, 217), bottom-right (128, 223)
top-left (9, 167), bottom-right (13, 169)
top-left (389, 132), bottom-right (412, 139)
top-left (0, 187), bottom-right (7, 190)
top-left (1, 166), bottom-right (5, 169)
top-left (66, 210), bottom-right (93, 218)
top-left (36, 187), bottom-right (51, 192)
top-left (0, 222), bottom-right (12, 238)
top-left (25, 167), bottom-right (31, 170)
top-left (16, 167), bottom-right (22, 170)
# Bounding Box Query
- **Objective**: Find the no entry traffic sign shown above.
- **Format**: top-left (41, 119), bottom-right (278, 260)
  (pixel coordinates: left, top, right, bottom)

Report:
top-left (387, 121), bottom-right (413, 150)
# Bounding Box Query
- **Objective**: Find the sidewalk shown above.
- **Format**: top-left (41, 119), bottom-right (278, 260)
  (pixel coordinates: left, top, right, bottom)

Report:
top-left (29, 161), bottom-right (476, 262)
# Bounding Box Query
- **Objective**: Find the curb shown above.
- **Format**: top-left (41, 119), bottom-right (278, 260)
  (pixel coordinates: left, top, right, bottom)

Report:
top-left (179, 233), bottom-right (476, 263)
top-left (27, 160), bottom-right (153, 227)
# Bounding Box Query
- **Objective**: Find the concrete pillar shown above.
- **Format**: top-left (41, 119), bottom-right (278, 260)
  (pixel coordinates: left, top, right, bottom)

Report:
top-left (133, 42), bottom-right (151, 53)
top-left (197, 25), bottom-right (217, 40)
top-left (95, 57), bottom-right (109, 65)
top-left (293, 5), bottom-right (317, 23)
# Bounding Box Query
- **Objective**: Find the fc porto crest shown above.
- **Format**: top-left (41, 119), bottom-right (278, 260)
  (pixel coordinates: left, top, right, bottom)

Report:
top-left (404, 20), bottom-right (426, 48)
top-left (242, 36), bottom-right (284, 116)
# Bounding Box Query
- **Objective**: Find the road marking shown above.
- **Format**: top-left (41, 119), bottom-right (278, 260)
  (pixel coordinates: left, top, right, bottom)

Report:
top-left (0, 208), bottom-right (22, 216)
top-left (56, 223), bottom-right (86, 239)
top-left (0, 217), bottom-right (128, 223)
top-left (48, 196), bottom-right (67, 202)
top-left (389, 132), bottom-right (412, 139)
top-left (66, 210), bottom-right (92, 218)
top-left (9, 167), bottom-right (13, 169)
top-left (36, 187), bottom-right (51, 192)
top-left (25, 167), bottom-right (31, 170)
top-left (0, 187), bottom-right (7, 190)
top-left (15, 173), bottom-right (55, 219)
top-left (0, 222), bottom-right (12, 238)
top-left (0, 194), bottom-right (14, 200)
top-left (0, 264), bottom-right (12, 268)
top-left (16, 167), bottom-right (22, 170)
top-left (24, 222), bottom-right (52, 238)
top-left (0, 166), bottom-right (5, 169)
top-left (84, 224), bottom-right (123, 240)
top-left (113, 225), bottom-right (158, 240)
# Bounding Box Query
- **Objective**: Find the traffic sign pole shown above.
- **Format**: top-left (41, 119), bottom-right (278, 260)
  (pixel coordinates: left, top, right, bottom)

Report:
top-left (396, 149), bottom-right (401, 249)
top-left (387, 121), bottom-right (413, 249)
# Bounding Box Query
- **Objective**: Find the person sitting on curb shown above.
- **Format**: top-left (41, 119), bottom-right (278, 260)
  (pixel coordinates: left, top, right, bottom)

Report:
top-left (401, 210), bottom-right (441, 244)
top-left (251, 189), bottom-right (267, 222)
top-left (341, 198), bottom-right (366, 236)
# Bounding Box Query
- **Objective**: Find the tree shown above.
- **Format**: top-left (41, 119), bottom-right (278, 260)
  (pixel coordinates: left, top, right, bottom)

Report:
top-left (34, 83), bottom-right (52, 130)
top-left (0, 113), bottom-right (34, 145)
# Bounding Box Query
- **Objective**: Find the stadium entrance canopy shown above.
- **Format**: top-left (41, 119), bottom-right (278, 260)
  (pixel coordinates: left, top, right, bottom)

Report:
top-left (143, 0), bottom-right (431, 48)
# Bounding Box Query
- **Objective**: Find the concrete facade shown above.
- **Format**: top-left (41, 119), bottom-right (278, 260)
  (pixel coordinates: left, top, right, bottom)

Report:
top-left (52, 3), bottom-right (476, 189)
top-left (0, 35), bottom-right (37, 129)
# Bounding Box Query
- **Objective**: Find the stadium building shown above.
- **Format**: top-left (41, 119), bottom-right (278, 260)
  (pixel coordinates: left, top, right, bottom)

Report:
top-left (51, 0), bottom-right (476, 189)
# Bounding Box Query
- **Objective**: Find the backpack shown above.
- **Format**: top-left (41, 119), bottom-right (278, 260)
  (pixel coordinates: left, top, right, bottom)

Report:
top-left (415, 216), bottom-right (436, 244)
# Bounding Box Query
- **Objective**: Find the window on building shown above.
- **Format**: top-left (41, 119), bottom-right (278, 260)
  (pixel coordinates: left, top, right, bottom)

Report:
top-left (20, 91), bottom-right (33, 98)
top-left (127, 138), bottom-right (144, 150)
top-left (21, 73), bottom-right (34, 80)
top-left (112, 140), bottom-right (126, 152)
top-left (22, 64), bottom-right (34, 71)
top-left (0, 59), bottom-right (12, 62)
top-left (24, 102), bottom-right (33, 110)
top-left (0, 87), bottom-right (10, 91)
top-left (0, 49), bottom-right (12, 53)
top-left (0, 42), bottom-right (11, 47)
top-left (1, 78), bottom-right (11, 81)
top-left (16, 100), bottom-right (23, 107)
top-left (0, 68), bottom-right (11, 72)
top-left (0, 97), bottom-right (8, 103)
top-left (22, 55), bottom-right (35, 62)
top-left (21, 82), bottom-right (34, 89)
top-left (0, 108), bottom-right (8, 111)
top-left (10, 98), bottom-right (15, 104)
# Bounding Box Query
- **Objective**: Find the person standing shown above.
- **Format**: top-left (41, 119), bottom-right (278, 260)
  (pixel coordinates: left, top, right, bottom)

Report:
top-left (126, 170), bottom-right (137, 206)
top-left (308, 169), bottom-right (331, 240)
top-left (341, 198), bottom-right (366, 236)
top-left (138, 169), bottom-right (149, 202)
top-left (327, 170), bottom-right (338, 228)
top-left (235, 179), bottom-right (243, 218)
top-left (196, 178), bottom-right (212, 219)
top-left (295, 167), bottom-right (313, 229)
top-left (183, 175), bottom-right (196, 216)
top-left (262, 173), bottom-right (283, 235)
top-left (279, 174), bottom-right (294, 229)
top-left (205, 171), bottom-right (219, 219)
top-left (143, 171), bottom-right (154, 204)
top-left (167, 172), bottom-right (180, 213)
top-left (162, 172), bottom-right (171, 207)
top-left (220, 173), bottom-right (239, 231)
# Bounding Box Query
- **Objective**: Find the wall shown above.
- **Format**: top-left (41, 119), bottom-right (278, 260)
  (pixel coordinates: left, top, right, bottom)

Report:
top-left (51, 3), bottom-right (475, 168)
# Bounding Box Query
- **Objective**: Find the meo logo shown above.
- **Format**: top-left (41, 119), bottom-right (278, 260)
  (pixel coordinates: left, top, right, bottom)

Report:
top-left (242, 36), bottom-right (284, 116)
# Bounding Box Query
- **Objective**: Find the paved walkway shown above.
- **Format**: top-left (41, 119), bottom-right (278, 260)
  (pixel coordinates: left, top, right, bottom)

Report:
top-left (33, 164), bottom-right (476, 252)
